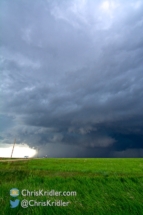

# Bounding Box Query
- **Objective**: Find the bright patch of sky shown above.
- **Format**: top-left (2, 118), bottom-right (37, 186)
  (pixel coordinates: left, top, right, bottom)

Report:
top-left (0, 144), bottom-right (37, 158)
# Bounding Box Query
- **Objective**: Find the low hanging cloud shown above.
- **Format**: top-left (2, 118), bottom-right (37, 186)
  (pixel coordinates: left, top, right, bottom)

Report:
top-left (0, 0), bottom-right (143, 157)
top-left (83, 137), bottom-right (116, 148)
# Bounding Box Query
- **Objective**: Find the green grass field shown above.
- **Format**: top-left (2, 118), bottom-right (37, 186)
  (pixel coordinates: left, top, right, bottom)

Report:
top-left (0, 158), bottom-right (143, 215)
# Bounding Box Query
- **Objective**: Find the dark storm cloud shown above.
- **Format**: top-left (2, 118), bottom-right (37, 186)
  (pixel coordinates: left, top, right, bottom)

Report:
top-left (0, 0), bottom-right (143, 157)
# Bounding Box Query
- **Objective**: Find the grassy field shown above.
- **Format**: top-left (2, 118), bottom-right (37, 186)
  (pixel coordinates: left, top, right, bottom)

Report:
top-left (0, 158), bottom-right (143, 215)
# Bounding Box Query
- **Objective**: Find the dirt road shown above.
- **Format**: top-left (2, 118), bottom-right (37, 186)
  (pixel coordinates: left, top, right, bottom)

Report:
top-left (0, 158), bottom-right (31, 162)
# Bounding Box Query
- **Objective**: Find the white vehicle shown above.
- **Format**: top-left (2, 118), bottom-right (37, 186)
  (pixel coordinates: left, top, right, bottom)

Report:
top-left (24, 156), bottom-right (29, 159)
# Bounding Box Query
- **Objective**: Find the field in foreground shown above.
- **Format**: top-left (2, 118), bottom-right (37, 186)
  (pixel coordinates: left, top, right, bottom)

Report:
top-left (0, 158), bottom-right (143, 215)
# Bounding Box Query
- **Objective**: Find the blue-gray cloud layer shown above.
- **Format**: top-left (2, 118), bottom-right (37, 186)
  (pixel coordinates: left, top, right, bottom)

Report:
top-left (0, 0), bottom-right (143, 157)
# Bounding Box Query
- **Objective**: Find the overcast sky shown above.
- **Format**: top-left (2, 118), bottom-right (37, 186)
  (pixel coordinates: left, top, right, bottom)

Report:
top-left (0, 0), bottom-right (143, 157)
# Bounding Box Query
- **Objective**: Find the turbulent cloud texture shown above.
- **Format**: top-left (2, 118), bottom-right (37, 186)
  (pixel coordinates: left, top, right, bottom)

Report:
top-left (0, 0), bottom-right (143, 157)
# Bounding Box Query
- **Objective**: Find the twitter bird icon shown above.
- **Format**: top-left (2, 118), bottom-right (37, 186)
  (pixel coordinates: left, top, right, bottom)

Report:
top-left (10, 199), bottom-right (20, 208)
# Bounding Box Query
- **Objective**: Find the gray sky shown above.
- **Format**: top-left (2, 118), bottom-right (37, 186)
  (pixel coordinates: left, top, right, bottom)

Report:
top-left (0, 0), bottom-right (143, 157)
